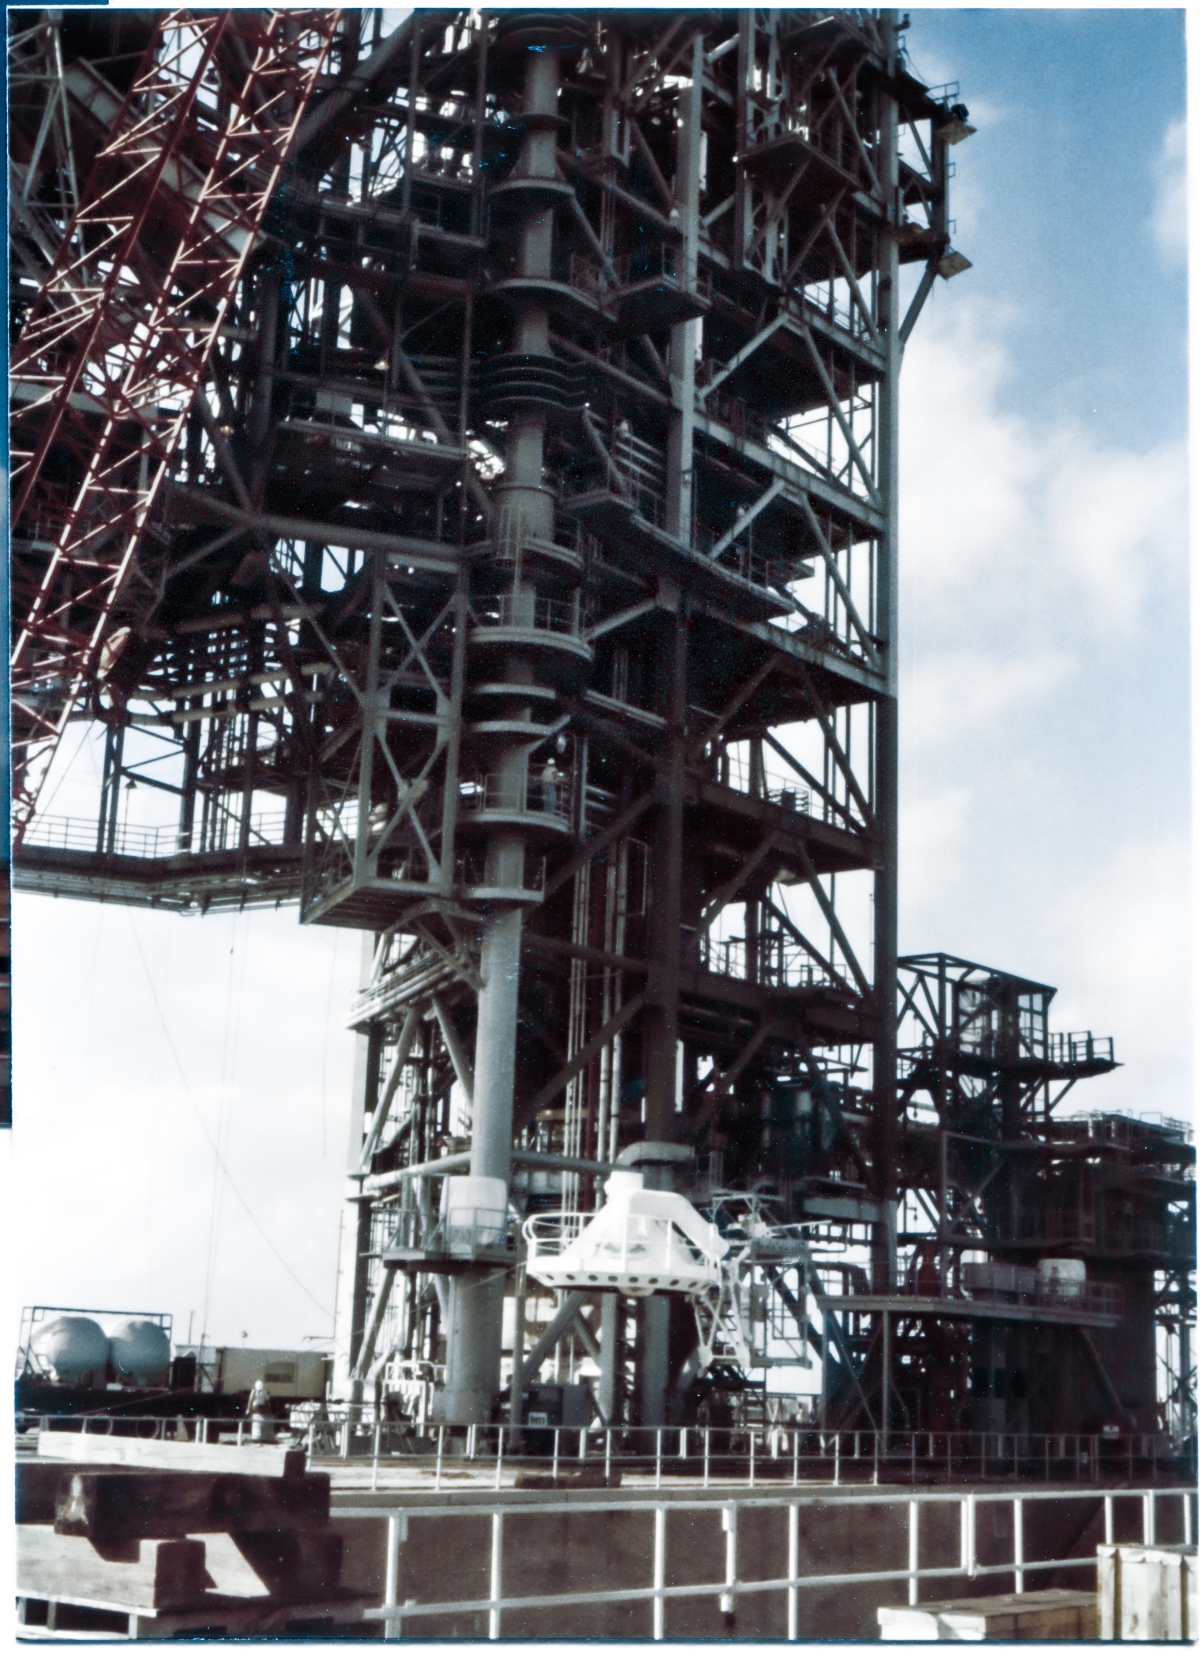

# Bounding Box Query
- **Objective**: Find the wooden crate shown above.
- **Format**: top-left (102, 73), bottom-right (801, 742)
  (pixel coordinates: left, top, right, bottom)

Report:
top-left (878, 1587), bottom-right (1100, 1640)
top-left (16, 1436), bottom-right (365, 1641)
top-left (1097, 1543), bottom-right (1197, 1641)
top-left (17, 1529), bottom-right (208, 1611)
top-left (36, 1431), bottom-right (304, 1479)
top-left (16, 1589), bottom-right (367, 1640)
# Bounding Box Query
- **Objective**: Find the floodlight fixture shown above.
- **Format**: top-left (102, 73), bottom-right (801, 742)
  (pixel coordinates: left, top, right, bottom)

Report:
top-left (934, 103), bottom-right (976, 145)
top-left (937, 248), bottom-right (972, 279)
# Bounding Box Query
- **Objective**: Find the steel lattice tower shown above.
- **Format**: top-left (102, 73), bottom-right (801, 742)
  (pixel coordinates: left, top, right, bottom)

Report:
top-left (12, 9), bottom-right (1191, 1444)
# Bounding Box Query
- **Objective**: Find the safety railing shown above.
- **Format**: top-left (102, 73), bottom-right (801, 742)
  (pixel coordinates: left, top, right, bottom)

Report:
top-left (702, 387), bottom-right (770, 444)
top-left (814, 1270), bottom-right (1123, 1321)
top-left (1066, 1111), bottom-right (1193, 1148)
top-left (696, 931), bottom-right (818, 991)
top-left (1048, 1030), bottom-right (1115, 1066)
top-left (609, 242), bottom-right (712, 299)
top-left (472, 593), bottom-right (583, 637)
top-left (23, 810), bottom-right (291, 859)
top-left (769, 784), bottom-right (812, 814)
top-left (1101, 1218), bottom-right (1169, 1254)
top-left (27, 1413), bottom-right (1195, 1502)
top-left (522, 1210), bottom-right (587, 1260)
top-left (301, 1421), bottom-right (1193, 1489)
top-left (958, 1276), bottom-right (1123, 1320)
top-left (386, 1206), bottom-right (515, 1261)
top-left (692, 519), bottom-right (787, 593)
top-left (560, 461), bottom-right (667, 527)
top-left (565, 247), bottom-right (714, 307)
top-left (339, 1479), bottom-right (1195, 1642)
top-left (440, 1206), bottom-right (512, 1256)
top-left (459, 773), bottom-right (572, 826)
top-left (800, 278), bottom-right (874, 345)
top-left (486, 514), bottom-right (583, 569)
top-left (26, 1412), bottom-right (296, 1447)
top-left (566, 252), bottom-right (609, 301)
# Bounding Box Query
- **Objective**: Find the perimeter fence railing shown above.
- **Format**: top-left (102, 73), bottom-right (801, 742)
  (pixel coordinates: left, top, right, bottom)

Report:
top-left (334, 1482), bottom-right (1198, 1641)
top-left (27, 1413), bottom-right (1194, 1494)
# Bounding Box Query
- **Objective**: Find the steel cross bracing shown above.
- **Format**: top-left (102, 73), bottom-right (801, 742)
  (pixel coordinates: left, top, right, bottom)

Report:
top-left (14, 10), bottom-right (1189, 1444)
top-left (872, 953), bottom-right (1196, 1445)
top-left (9, 11), bottom-right (83, 288)
top-left (9, 9), bottom-right (343, 842)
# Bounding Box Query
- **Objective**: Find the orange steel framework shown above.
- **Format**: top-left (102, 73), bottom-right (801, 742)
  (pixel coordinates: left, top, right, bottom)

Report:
top-left (9, 9), bottom-right (1194, 1456)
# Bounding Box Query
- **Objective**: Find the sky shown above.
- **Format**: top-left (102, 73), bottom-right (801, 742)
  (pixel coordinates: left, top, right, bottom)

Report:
top-left (5, 9), bottom-right (1192, 1356)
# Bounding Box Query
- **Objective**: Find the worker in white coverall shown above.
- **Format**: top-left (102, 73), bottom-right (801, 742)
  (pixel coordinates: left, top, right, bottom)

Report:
top-left (247, 1378), bottom-right (274, 1443)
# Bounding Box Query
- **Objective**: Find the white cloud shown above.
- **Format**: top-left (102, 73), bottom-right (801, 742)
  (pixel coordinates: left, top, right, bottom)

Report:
top-left (1042, 834), bottom-right (1191, 1121)
top-left (896, 298), bottom-right (1189, 1122)
top-left (13, 898), bottom-right (361, 1347)
top-left (898, 783), bottom-right (973, 914)
top-left (1151, 118), bottom-right (1187, 267)
top-left (904, 647), bottom-right (1076, 753)
top-left (900, 300), bottom-right (1186, 644)
top-left (1041, 426), bottom-right (1187, 631)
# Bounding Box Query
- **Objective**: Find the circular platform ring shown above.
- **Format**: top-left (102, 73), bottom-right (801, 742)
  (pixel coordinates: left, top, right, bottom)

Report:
top-left (493, 10), bottom-right (591, 57)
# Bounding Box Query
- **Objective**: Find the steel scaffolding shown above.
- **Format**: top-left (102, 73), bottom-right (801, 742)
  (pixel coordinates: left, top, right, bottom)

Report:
top-left (10, 9), bottom-right (1193, 1451)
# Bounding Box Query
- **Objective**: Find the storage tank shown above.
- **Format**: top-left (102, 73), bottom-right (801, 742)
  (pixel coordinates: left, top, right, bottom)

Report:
top-left (108, 1317), bottom-right (171, 1385)
top-left (30, 1315), bottom-right (109, 1384)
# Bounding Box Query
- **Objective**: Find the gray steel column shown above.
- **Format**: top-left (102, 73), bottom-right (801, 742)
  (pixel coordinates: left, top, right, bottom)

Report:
top-left (634, 1296), bottom-right (671, 1429)
top-left (645, 33), bottom-right (700, 1143)
top-left (334, 933), bottom-right (381, 1402)
top-left (664, 32), bottom-right (702, 540)
top-left (437, 36), bottom-right (561, 1426)
top-left (871, 10), bottom-right (902, 1289)
top-left (642, 601), bottom-right (687, 1141)
top-left (598, 1291), bottom-right (623, 1425)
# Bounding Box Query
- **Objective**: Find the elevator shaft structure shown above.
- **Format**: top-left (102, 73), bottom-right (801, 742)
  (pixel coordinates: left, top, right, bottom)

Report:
top-left (17, 10), bottom-right (1188, 1448)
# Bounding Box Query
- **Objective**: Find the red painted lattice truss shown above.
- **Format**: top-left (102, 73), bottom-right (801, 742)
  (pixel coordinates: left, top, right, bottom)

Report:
top-left (9, 8), bottom-right (342, 843)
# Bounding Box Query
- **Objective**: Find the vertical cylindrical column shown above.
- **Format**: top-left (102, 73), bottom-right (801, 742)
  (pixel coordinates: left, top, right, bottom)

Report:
top-left (472, 907), bottom-right (523, 1186)
top-left (664, 32), bottom-right (703, 540)
top-left (636, 1296), bottom-right (672, 1430)
top-left (438, 30), bottom-right (563, 1426)
top-left (871, 11), bottom-right (902, 1287)
top-left (642, 599), bottom-right (688, 1139)
top-left (598, 1290), bottom-right (623, 1425)
top-left (333, 935), bottom-right (382, 1403)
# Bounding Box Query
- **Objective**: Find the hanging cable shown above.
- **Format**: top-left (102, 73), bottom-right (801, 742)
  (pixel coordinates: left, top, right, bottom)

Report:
top-left (125, 909), bottom-right (333, 1319)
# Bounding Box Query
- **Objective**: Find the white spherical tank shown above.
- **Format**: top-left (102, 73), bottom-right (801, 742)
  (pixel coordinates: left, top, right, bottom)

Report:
top-left (31, 1316), bottom-right (110, 1384)
top-left (108, 1318), bottom-right (171, 1385)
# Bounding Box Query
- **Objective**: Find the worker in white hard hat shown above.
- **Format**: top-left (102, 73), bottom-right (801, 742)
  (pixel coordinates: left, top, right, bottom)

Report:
top-left (541, 757), bottom-right (561, 818)
top-left (247, 1377), bottom-right (274, 1443)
